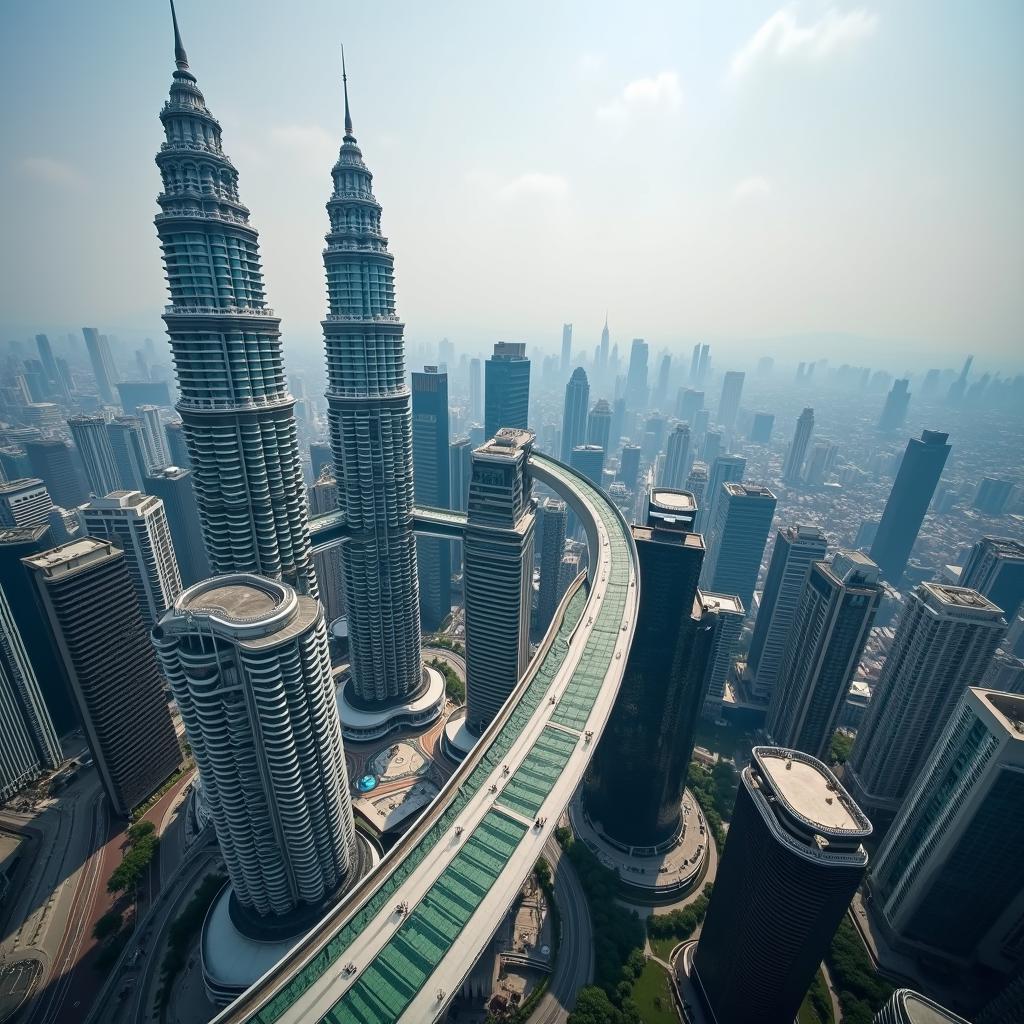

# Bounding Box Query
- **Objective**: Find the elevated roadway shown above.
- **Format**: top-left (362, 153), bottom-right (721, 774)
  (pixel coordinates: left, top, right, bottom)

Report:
top-left (214, 451), bottom-right (639, 1024)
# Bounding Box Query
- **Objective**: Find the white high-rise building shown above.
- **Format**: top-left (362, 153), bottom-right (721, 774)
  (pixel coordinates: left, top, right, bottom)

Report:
top-left (847, 584), bottom-right (1005, 819)
top-left (138, 405), bottom-right (171, 471)
top-left (870, 688), bottom-right (1024, 974)
top-left (68, 414), bottom-right (120, 497)
top-left (153, 575), bottom-right (356, 920)
top-left (79, 491), bottom-right (182, 628)
top-left (699, 591), bottom-right (744, 719)
top-left (0, 479), bottom-right (52, 530)
top-left (660, 424), bottom-right (691, 490)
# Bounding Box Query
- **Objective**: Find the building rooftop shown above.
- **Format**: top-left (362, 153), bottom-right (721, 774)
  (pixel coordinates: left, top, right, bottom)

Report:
top-left (85, 491), bottom-right (160, 512)
top-left (179, 577), bottom-right (283, 621)
top-left (699, 591), bottom-right (744, 615)
top-left (976, 536), bottom-right (1024, 559)
top-left (724, 482), bottom-right (776, 500)
top-left (0, 525), bottom-right (49, 544)
top-left (22, 537), bottom-right (117, 578)
top-left (922, 583), bottom-right (1003, 613)
top-left (755, 747), bottom-right (870, 836)
top-left (977, 688), bottom-right (1024, 738)
top-left (0, 478), bottom-right (45, 494)
top-left (889, 989), bottom-right (971, 1023)
top-left (650, 488), bottom-right (696, 512)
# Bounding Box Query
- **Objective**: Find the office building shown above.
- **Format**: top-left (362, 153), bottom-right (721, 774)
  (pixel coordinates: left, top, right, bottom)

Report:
top-left (448, 437), bottom-right (472, 575)
top-left (138, 405), bottom-right (170, 470)
top-left (164, 420), bottom-right (190, 468)
top-left (534, 499), bottom-right (567, 640)
top-left (642, 414), bottom-right (667, 463)
top-left (412, 367), bottom-right (453, 632)
top-left (701, 430), bottom-right (722, 466)
top-left (586, 399), bottom-right (612, 459)
top-left (156, 25), bottom-right (317, 597)
top-left (468, 357), bottom-right (482, 422)
top-left (463, 430), bottom-right (536, 735)
top-left (24, 439), bottom-right (87, 511)
top-left (560, 368), bottom-right (590, 464)
top-left (701, 483), bottom-right (776, 614)
top-left (878, 378), bottom-right (911, 433)
top-left (749, 411), bottom-right (774, 444)
top-left (24, 539), bottom-right (181, 815)
top-left (586, 490), bottom-right (710, 846)
top-left (685, 462), bottom-right (708, 511)
top-left (154, 575), bottom-right (356, 923)
top-left (693, 747), bottom-right (871, 1024)
top-left (617, 444), bottom-right (641, 491)
top-left (106, 416), bottom-right (150, 492)
top-left (0, 584), bottom-right (62, 800)
top-left (307, 468), bottom-right (345, 626)
top-left (973, 478), bottom-right (1015, 516)
top-left (34, 334), bottom-right (60, 389)
top-left (660, 424), bottom-right (690, 489)
top-left (79, 491), bottom-right (182, 627)
top-left (698, 453), bottom-right (746, 536)
top-left (869, 430), bottom-right (952, 582)
top-left (116, 380), bottom-right (172, 417)
top-left (847, 583), bottom-right (1005, 820)
top-left (68, 414), bottom-right (120, 497)
top-left (699, 591), bottom-right (744, 719)
top-left (782, 407), bottom-right (815, 485)
top-left (652, 353), bottom-right (672, 410)
top-left (485, 342), bottom-right (531, 438)
top-left (598, 315), bottom-right (610, 372)
top-left (873, 990), bottom-right (969, 1024)
top-left (570, 444), bottom-right (604, 489)
top-left (609, 397), bottom-right (626, 453)
top-left (766, 551), bottom-right (881, 758)
top-left (716, 370), bottom-right (745, 431)
top-left (748, 524), bottom-right (829, 700)
top-left (870, 688), bottom-right (1024, 975)
top-left (677, 387), bottom-right (703, 425)
top-left (625, 338), bottom-right (649, 412)
top-left (804, 440), bottom-right (837, 487)
top-left (560, 323), bottom-right (572, 374)
top-left (308, 440), bottom-right (332, 483)
top-left (144, 466), bottom-right (211, 587)
top-left (960, 537), bottom-right (1024, 621)
top-left (978, 971), bottom-right (1024, 1024)
top-left (321, 60), bottom-right (426, 707)
top-left (0, 479), bottom-right (52, 529)
top-left (81, 327), bottom-right (118, 404)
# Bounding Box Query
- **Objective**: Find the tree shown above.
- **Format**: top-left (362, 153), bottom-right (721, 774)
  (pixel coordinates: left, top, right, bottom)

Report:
top-left (830, 730), bottom-right (855, 765)
top-left (93, 909), bottom-right (123, 941)
top-left (568, 986), bottom-right (620, 1024)
top-left (128, 819), bottom-right (155, 842)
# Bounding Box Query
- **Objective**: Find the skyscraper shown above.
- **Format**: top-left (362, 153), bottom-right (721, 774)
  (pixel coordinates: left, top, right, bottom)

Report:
top-left (0, 479), bottom-right (52, 529)
top-left (748, 524), bottom-right (829, 700)
top-left (560, 323), bottom-right (572, 374)
top-left (699, 591), bottom-right (744, 719)
top-left (625, 338), bottom-right (649, 413)
top-left (321, 54), bottom-right (424, 707)
top-left (677, 387), bottom-right (704, 425)
top-left (411, 367), bottom-right (453, 632)
top-left (307, 467), bottom-right (346, 626)
top-left (870, 688), bottom-right (1024, 975)
top-left (485, 342), bottom-right (531, 438)
top-left (34, 334), bottom-right (60, 389)
top-left (164, 419), bottom-right (190, 468)
top-left (652, 353), bottom-right (672, 410)
top-left (846, 583), bottom-right (1005, 820)
top-left (560, 367), bottom-right (590, 464)
top-left (463, 429), bottom-right (536, 736)
top-left (448, 437), bottom-right (472, 574)
top-left (81, 327), bottom-right (118, 404)
top-left (155, 18), bottom-right (316, 595)
top-left (701, 483), bottom-right (776, 613)
top-left (660, 423), bottom-right (690, 489)
top-left (782, 407), bottom-right (815, 485)
top-left (766, 550), bottom-right (881, 758)
top-left (534, 498), bottom-right (567, 639)
top-left (69, 414), bottom-right (120, 497)
top-left (960, 537), bottom-right (1024, 621)
top-left (309, 440), bottom-right (333, 482)
top-left (154, 575), bottom-right (357, 923)
top-left (144, 466), bottom-right (211, 587)
top-left (79, 491), bottom-right (182, 628)
top-left (692, 747), bottom-right (871, 1024)
top-left (24, 539), bottom-right (181, 815)
top-left (698, 453), bottom-right (746, 536)
top-left (138, 405), bottom-right (171, 470)
top-left (24, 440), bottom-right (88, 510)
top-left (617, 443), bottom-right (641, 491)
top-left (585, 489), bottom-right (710, 846)
top-left (972, 478), bottom-right (1015, 516)
top-left (598, 315), bottom-right (610, 373)
top-left (570, 444), bottom-right (604, 489)
top-left (716, 370), bottom-right (745, 431)
top-left (685, 462), bottom-right (708, 510)
top-left (0, 584), bottom-right (62, 800)
top-left (869, 430), bottom-right (951, 582)
top-left (468, 356), bottom-right (482, 423)
top-left (586, 399), bottom-right (612, 459)
top-left (946, 354), bottom-right (973, 405)
top-left (106, 416), bottom-right (150, 492)
top-left (873, 991), bottom-right (969, 1024)
top-left (803, 440), bottom-right (837, 487)
top-left (749, 411), bottom-right (774, 444)
top-left (878, 378), bottom-right (911, 432)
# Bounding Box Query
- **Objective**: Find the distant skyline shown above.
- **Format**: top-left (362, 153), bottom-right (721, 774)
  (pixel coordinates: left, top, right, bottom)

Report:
top-left (1, 1), bottom-right (1022, 368)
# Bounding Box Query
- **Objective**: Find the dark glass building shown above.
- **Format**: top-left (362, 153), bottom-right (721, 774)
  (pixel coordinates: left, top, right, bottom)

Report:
top-left (869, 430), bottom-right (951, 582)
top-left (145, 466), bottom-right (212, 587)
top-left (24, 439), bottom-right (88, 510)
top-left (484, 342), bottom-right (530, 439)
top-left (585, 489), bottom-right (710, 847)
top-left (693, 747), bottom-right (871, 1024)
top-left (959, 537), bottom-right (1024, 622)
top-left (411, 367), bottom-right (452, 632)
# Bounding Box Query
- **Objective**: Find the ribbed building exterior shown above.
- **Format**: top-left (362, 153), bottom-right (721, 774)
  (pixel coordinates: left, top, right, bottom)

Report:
top-left (870, 688), bottom-right (1024, 976)
top-left (659, 423), bottom-right (690, 489)
top-left (847, 583), bottom-right (1005, 820)
top-left (693, 747), bottom-right (871, 1024)
top-left (0, 479), bottom-right (52, 529)
top-left (748, 524), bottom-right (829, 700)
top-left (144, 466), bottom-right (211, 587)
top-left (79, 491), bottom-right (182, 627)
top-left (464, 430), bottom-right (536, 735)
top-left (533, 498), bottom-right (567, 639)
top-left (106, 416), bottom-right (150, 492)
top-left (699, 591), bottom-right (744, 719)
top-left (0, 584), bottom-right (62, 800)
top-left (873, 989), bottom-right (969, 1024)
top-left (69, 414), bottom-right (120, 497)
top-left (138, 405), bottom-right (171, 470)
top-left (307, 467), bottom-right (346, 626)
top-left (154, 575), bottom-right (356, 923)
top-left (24, 539), bottom-right (181, 815)
top-left (321, 59), bottom-right (423, 706)
top-left (154, 17), bottom-right (316, 595)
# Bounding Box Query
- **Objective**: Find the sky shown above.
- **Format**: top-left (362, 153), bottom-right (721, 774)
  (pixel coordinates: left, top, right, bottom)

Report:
top-left (1, 1), bottom-right (1022, 370)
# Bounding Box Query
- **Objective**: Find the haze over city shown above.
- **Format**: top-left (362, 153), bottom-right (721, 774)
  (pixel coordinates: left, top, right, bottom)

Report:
top-left (1, 1), bottom-right (1022, 367)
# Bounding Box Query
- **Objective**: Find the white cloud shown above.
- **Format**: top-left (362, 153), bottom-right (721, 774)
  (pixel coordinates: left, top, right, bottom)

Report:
top-left (576, 52), bottom-right (606, 78)
top-left (733, 176), bottom-right (773, 201)
top-left (729, 6), bottom-right (878, 80)
top-left (497, 173), bottom-right (569, 201)
top-left (268, 124), bottom-right (337, 175)
top-left (597, 71), bottom-right (683, 121)
top-left (20, 157), bottom-right (84, 190)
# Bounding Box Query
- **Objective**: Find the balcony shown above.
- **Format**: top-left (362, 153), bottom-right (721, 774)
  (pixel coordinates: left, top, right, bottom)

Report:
top-left (164, 305), bottom-right (275, 317)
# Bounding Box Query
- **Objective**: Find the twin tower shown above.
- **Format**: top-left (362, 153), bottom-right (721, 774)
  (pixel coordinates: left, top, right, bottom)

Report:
top-left (152, 5), bottom-right (425, 940)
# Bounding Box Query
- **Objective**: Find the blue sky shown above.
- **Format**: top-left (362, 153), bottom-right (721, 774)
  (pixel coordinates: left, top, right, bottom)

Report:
top-left (1, 1), bottom-right (1021, 369)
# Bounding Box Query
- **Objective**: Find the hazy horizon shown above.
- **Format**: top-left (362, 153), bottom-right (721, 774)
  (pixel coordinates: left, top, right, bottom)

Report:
top-left (2, 1), bottom-right (1021, 370)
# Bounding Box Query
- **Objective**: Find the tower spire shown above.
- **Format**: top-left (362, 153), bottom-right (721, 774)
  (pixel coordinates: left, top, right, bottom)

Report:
top-left (342, 45), bottom-right (355, 140)
top-left (169, 0), bottom-right (189, 71)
